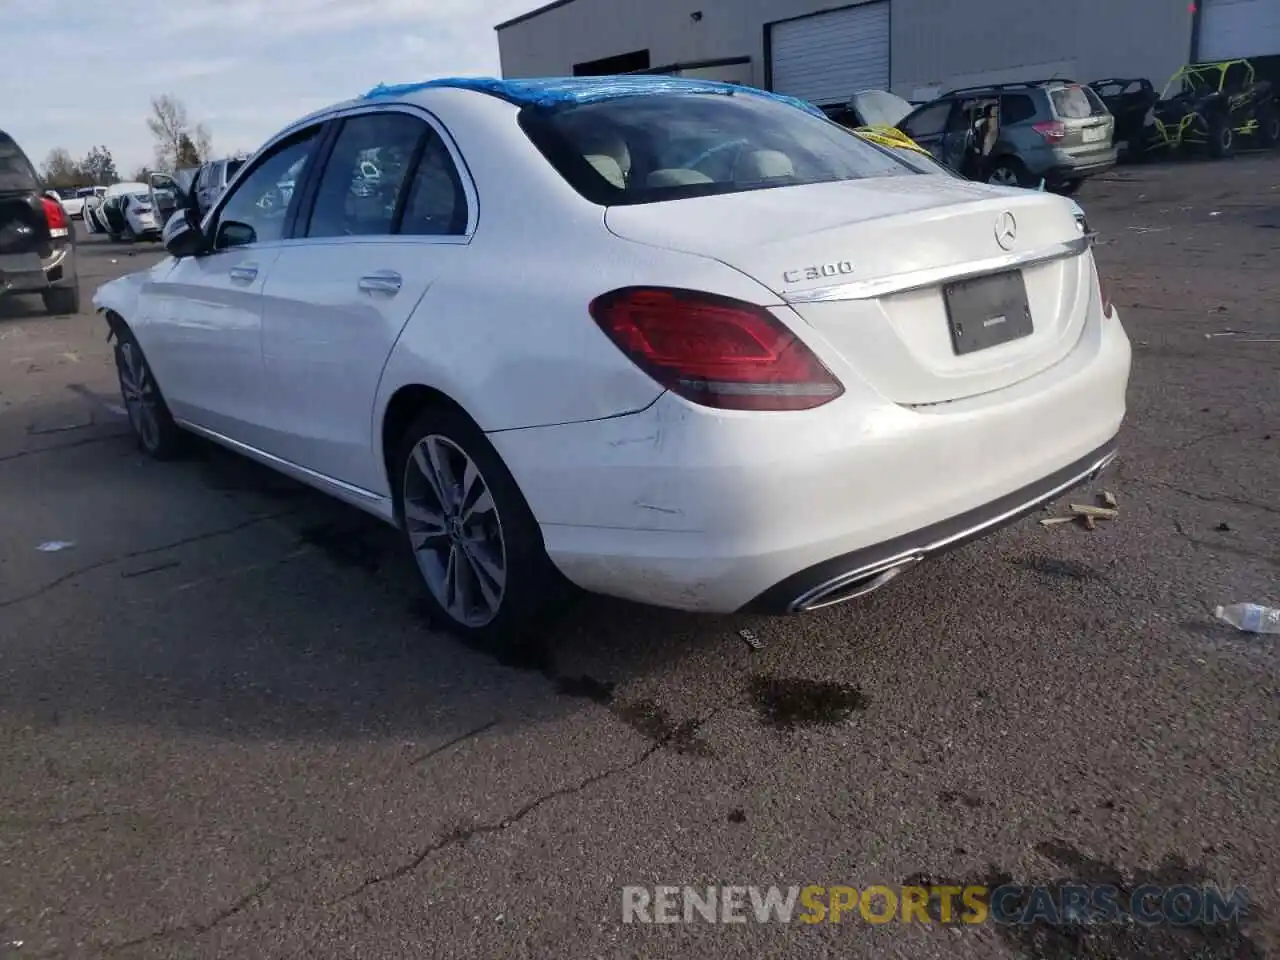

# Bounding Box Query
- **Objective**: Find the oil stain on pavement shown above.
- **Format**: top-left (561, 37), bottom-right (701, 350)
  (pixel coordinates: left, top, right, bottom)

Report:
top-left (748, 674), bottom-right (869, 730)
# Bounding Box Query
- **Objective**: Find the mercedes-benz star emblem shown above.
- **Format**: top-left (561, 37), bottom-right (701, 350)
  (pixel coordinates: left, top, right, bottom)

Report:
top-left (994, 211), bottom-right (1018, 251)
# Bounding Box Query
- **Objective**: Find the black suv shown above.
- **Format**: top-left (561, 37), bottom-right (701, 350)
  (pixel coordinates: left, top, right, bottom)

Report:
top-left (1, 128), bottom-right (79, 315)
top-left (897, 80), bottom-right (1117, 194)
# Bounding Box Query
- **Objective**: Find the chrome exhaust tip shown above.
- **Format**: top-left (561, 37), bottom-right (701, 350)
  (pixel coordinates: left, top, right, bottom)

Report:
top-left (790, 554), bottom-right (922, 613)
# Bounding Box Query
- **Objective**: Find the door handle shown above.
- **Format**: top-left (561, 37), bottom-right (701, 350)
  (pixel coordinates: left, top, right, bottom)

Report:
top-left (358, 271), bottom-right (402, 295)
top-left (229, 265), bottom-right (258, 283)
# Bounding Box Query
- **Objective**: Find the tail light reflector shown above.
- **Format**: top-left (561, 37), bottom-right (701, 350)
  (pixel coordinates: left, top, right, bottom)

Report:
top-left (588, 287), bottom-right (843, 411)
top-left (41, 196), bottom-right (70, 238)
top-left (1033, 121), bottom-right (1067, 141)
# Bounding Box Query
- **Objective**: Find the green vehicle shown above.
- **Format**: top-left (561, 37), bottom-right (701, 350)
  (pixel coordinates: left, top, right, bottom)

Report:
top-left (1141, 59), bottom-right (1279, 159)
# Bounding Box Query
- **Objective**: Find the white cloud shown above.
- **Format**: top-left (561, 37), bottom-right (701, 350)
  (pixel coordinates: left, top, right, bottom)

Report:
top-left (3, 0), bottom-right (539, 176)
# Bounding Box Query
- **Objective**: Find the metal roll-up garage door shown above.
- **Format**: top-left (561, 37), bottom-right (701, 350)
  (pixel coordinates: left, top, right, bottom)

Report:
top-left (1198, 0), bottom-right (1280, 61)
top-left (768, 1), bottom-right (890, 107)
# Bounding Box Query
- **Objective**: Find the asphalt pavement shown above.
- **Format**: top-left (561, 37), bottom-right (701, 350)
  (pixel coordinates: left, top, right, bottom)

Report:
top-left (1, 157), bottom-right (1278, 959)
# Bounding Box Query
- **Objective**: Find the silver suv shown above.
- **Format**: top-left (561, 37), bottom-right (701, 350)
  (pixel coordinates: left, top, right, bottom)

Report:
top-left (898, 80), bottom-right (1117, 195)
top-left (190, 156), bottom-right (248, 216)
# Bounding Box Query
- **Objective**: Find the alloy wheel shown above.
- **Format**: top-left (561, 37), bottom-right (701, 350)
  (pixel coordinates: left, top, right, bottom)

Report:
top-left (989, 166), bottom-right (1020, 186)
top-left (117, 342), bottom-right (160, 451)
top-left (403, 434), bottom-right (507, 627)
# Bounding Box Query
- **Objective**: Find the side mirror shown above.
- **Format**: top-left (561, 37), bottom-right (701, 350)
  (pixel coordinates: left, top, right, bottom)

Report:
top-left (162, 208), bottom-right (207, 258)
top-left (215, 220), bottom-right (256, 249)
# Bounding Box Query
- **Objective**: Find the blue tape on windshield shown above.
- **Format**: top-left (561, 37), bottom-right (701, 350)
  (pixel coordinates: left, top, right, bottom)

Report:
top-left (361, 75), bottom-right (827, 118)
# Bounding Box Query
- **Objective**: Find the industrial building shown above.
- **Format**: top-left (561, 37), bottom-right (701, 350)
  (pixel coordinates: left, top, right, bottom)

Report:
top-left (495, 0), bottom-right (1280, 108)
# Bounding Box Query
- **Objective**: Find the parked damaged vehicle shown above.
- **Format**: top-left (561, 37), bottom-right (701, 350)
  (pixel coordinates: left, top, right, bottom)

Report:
top-left (94, 75), bottom-right (1129, 652)
top-left (1, 128), bottom-right (79, 314)
top-left (1087, 78), bottom-right (1158, 157)
top-left (1109, 60), bottom-right (1280, 159)
top-left (84, 181), bottom-right (166, 241)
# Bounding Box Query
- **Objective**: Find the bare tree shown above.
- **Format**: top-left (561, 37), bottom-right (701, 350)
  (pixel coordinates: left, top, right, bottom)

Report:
top-left (41, 147), bottom-right (82, 187)
top-left (147, 94), bottom-right (214, 170)
top-left (80, 145), bottom-right (119, 186)
top-left (131, 165), bottom-right (154, 183)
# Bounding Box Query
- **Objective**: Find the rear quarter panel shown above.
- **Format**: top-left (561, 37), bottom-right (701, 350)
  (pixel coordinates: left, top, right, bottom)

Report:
top-left (372, 88), bottom-right (786, 441)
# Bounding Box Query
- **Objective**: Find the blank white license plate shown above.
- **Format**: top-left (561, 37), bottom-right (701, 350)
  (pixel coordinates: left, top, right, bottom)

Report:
top-left (1082, 126), bottom-right (1108, 143)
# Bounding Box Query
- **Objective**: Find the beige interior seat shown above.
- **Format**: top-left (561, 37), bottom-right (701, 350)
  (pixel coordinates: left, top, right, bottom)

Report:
top-left (646, 168), bottom-right (715, 187)
top-left (738, 149), bottom-right (795, 180)
top-left (578, 128), bottom-right (632, 188)
top-left (585, 155), bottom-right (626, 189)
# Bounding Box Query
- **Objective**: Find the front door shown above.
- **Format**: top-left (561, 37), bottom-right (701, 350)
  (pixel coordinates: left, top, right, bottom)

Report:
top-left (898, 99), bottom-right (956, 167)
top-left (258, 109), bottom-right (473, 494)
top-left (145, 126), bottom-right (325, 446)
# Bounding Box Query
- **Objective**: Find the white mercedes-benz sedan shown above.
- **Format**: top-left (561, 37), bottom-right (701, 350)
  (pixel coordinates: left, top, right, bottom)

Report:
top-left (93, 75), bottom-right (1131, 650)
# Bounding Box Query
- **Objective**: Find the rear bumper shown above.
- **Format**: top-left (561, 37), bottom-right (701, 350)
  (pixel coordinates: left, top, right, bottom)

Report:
top-left (489, 301), bottom-right (1132, 614)
top-left (1, 245), bottom-right (75, 294)
top-left (1041, 149), bottom-right (1118, 183)
top-left (745, 440), bottom-right (1116, 613)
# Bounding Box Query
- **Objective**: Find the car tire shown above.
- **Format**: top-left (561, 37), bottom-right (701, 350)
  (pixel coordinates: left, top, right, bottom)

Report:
top-left (985, 158), bottom-right (1033, 188)
top-left (1055, 179), bottom-right (1083, 197)
top-left (110, 323), bottom-right (186, 460)
top-left (393, 404), bottom-right (564, 654)
top-left (42, 285), bottom-right (80, 316)
top-left (108, 232), bottom-right (121, 242)
top-left (1207, 114), bottom-right (1234, 159)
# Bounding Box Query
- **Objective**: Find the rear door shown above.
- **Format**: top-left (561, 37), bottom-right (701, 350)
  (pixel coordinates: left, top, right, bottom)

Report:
top-left (0, 131), bottom-right (50, 276)
top-left (1048, 84), bottom-right (1114, 162)
top-left (257, 107), bottom-right (473, 492)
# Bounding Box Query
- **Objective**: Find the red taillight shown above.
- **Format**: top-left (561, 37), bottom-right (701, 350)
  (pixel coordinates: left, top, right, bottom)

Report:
top-left (588, 287), bottom-right (844, 411)
top-left (41, 196), bottom-right (70, 237)
top-left (1033, 121), bottom-right (1067, 141)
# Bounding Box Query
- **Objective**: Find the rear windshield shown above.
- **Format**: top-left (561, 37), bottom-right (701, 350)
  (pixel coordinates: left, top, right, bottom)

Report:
top-left (1051, 85), bottom-right (1108, 119)
top-left (520, 91), bottom-right (921, 206)
top-left (0, 132), bottom-right (40, 192)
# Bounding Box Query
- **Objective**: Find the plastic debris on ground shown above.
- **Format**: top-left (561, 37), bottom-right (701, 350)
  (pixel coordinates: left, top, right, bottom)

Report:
top-left (36, 540), bottom-right (75, 552)
top-left (1039, 492), bottom-right (1119, 530)
top-left (361, 75), bottom-right (827, 118)
top-left (738, 628), bottom-right (765, 651)
top-left (1214, 603), bottom-right (1280, 635)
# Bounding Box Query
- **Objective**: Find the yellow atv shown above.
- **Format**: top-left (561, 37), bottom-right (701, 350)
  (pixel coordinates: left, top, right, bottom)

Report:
top-left (1142, 59), bottom-right (1279, 159)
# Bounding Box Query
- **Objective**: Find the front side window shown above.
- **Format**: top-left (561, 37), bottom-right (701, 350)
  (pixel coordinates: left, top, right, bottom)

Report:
top-left (900, 101), bottom-right (952, 139)
top-left (214, 126), bottom-right (321, 249)
top-left (306, 112), bottom-right (423, 238)
top-left (521, 91), bottom-right (919, 206)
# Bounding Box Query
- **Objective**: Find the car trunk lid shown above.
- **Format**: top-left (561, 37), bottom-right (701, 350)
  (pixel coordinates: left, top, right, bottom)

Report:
top-left (604, 177), bottom-right (1094, 405)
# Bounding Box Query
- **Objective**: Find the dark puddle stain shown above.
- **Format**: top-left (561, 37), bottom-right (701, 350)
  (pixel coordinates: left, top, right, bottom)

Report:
top-left (1014, 554), bottom-right (1104, 582)
top-left (405, 601), bottom-right (709, 754)
top-left (555, 675), bottom-right (616, 704)
top-left (905, 840), bottom-right (1263, 957)
top-left (748, 674), bottom-right (868, 730)
top-left (727, 808), bottom-right (747, 824)
top-left (614, 698), bottom-right (710, 755)
top-left (938, 790), bottom-right (984, 808)
top-left (297, 523), bottom-right (386, 574)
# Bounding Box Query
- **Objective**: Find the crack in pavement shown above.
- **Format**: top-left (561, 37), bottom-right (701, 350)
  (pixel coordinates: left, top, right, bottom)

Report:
top-left (0, 432), bottom-right (128, 464)
top-left (101, 857), bottom-right (327, 955)
top-left (1111, 472), bottom-right (1280, 518)
top-left (406, 721), bottom-right (499, 769)
top-left (0, 511), bottom-right (300, 610)
top-left (335, 708), bottom-right (721, 906)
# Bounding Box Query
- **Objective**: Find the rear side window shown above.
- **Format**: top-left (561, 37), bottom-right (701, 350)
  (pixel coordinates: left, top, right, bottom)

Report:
top-left (0, 132), bottom-right (40, 192)
top-left (1000, 94), bottom-right (1038, 125)
top-left (520, 92), bottom-right (919, 206)
top-left (1051, 85), bottom-right (1107, 118)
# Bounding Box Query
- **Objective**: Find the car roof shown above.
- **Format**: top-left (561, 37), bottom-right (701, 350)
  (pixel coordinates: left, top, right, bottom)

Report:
top-left (358, 74), bottom-right (827, 117)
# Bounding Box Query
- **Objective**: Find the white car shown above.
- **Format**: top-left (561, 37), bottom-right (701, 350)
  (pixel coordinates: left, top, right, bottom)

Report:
top-left (57, 185), bottom-right (105, 219)
top-left (92, 76), bottom-right (1131, 651)
top-left (83, 181), bottom-right (162, 240)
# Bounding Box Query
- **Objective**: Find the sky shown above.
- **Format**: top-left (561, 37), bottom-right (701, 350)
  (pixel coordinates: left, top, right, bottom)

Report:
top-left (2, 0), bottom-right (540, 177)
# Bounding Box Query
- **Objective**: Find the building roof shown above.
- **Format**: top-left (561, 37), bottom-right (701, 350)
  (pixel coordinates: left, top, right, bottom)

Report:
top-left (494, 0), bottom-right (581, 32)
